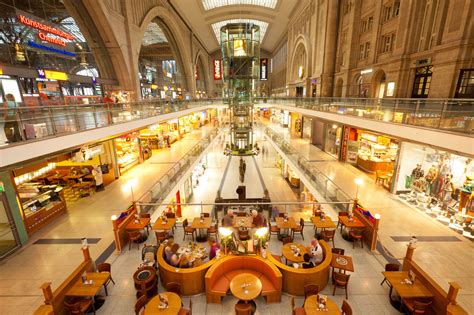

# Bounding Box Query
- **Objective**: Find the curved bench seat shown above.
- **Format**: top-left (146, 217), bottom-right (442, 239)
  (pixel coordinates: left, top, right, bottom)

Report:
top-left (205, 255), bottom-right (282, 304)
top-left (267, 240), bottom-right (332, 296)
top-left (157, 245), bottom-right (216, 296)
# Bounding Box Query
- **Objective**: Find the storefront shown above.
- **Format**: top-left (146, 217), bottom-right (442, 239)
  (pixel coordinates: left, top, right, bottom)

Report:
top-left (302, 116), bottom-right (312, 140)
top-left (139, 122), bottom-right (178, 151)
top-left (115, 132), bottom-right (143, 175)
top-left (324, 123), bottom-right (343, 158)
top-left (395, 142), bottom-right (474, 238)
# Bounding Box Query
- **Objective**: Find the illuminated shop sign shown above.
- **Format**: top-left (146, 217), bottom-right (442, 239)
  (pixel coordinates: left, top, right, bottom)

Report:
top-left (0, 68), bottom-right (3, 75)
top-left (213, 59), bottom-right (222, 80)
top-left (18, 14), bottom-right (75, 41)
top-left (260, 58), bottom-right (268, 81)
top-left (37, 69), bottom-right (68, 80)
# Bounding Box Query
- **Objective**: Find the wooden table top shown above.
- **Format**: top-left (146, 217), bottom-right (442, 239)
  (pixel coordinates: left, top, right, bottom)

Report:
top-left (191, 217), bottom-right (211, 229)
top-left (276, 217), bottom-right (298, 229)
top-left (282, 243), bottom-right (308, 263)
top-left (232, 216), bottom-right (254, 228)
top-left (153, 218), bottom-right (176, 230)
top-left (230, 273), bottom-right (262, 301)
top-left (143, 292), bottom-right (181, 315)
top-left (304, 295), bottom-right (341, 314)
top-left (382, 271), bottom-right (434, 298)
top-left (64, 173), bottom-right (86, 180)
top-left (311, 216), bottom-right (336, 229)
top-left (34, 305), bottom-right (54, 315)
top-left (338, 216), bottom-right (365, 229)
top-left (126, 217), bottom-right (151, 230)
top-left (65, 272), bottom-right (110, 297)
top-left (331, 254), bottom-right (355, 272)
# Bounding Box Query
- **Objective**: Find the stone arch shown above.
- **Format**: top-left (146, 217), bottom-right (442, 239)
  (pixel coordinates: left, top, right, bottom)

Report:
top-left (194, 49), bottom-right (211, 95)
top-left (289, 35), bottom-right (311, 83)
top-left (137, 6), bottom-right (193, 93)
top-left (335, 78), bottom-right (344, 97)
top-left (372, 69), bottom-right (387, 98)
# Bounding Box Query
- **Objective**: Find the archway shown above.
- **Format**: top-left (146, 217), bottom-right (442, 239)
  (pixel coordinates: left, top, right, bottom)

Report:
top-left (354, 74), bottom-right (369, 97)
top-left (335, 78), bottom-right (344, 97)
top-left (372, 70), bottom-right (386, 98)
top-left (194, 51), bottom-right (210, 98)
top-left (289, 35), bottom-right (311, 97)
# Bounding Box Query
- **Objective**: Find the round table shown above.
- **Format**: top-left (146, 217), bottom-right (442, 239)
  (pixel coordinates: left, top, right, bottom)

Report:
top-left (143, 292), bottom-right (181, 315)
top-left (230, 273), bottom-right (262, 312)
top-left (282, 243), bottom-right (308, 263)
top-left (304, 295), bottom-right (341, 314)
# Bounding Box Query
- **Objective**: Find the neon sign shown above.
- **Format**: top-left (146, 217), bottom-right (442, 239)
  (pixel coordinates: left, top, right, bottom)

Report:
top-left (213, 59), bottom-right (222, 80)
top-left (18, 15), bottom-right (75, 41)
top-left (38, 32), bottom-right (66, 46)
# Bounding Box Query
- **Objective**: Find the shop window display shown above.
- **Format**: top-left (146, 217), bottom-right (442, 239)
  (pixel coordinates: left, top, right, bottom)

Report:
top-left (397, 142), bottom-right (474, 239)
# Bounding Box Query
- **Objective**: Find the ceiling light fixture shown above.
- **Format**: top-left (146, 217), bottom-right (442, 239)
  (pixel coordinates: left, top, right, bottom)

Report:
top-left (202, 0), bottom-right (277, 11)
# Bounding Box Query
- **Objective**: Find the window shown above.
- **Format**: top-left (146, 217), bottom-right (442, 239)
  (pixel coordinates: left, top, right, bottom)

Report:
top-left (361, 16), bottom-right (374, 33)
top-left (342, 0), bottom-right (351, 14)
top-left (455, 69), bottom-right (474, 98)
top-left (358, 42), bottom-right (371, 60)
top-left (412, 66), bottom-right (433, 98)
top-left (380, 33), bottom-right (396, 53)
top-left (382, 5), bottom-right (392, 22)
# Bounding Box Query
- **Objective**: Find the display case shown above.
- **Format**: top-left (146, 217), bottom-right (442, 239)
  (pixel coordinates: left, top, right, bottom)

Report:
top-left (357, 133), bottom-right (398, 173)
top-left (115, 133), bottom-right (141, 175)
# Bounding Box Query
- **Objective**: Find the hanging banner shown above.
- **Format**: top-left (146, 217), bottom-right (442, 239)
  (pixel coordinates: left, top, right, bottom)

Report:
top-left (260, 58), bottom-right (268, 81)
top-left (213, 59), bottom-right (222, 80)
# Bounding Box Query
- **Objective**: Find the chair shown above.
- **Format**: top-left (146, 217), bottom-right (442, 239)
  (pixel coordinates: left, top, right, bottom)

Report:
top-left (178, 300), bottom-right (192, 315)
top-left (292, 218), bottom-right (305, 240)
top-left (166, 282), bottom-right (182, 295)
top-left (375, 170), bottom-right (389, 185)
top-left (234, 302), bottom-right (252, 315)
top-left (332, 271), bottom-right (350, 299)
top-left (182, 219), bottom-right (195, 241)
top-left (401, 298), bottom-right (433, 314)
top-left (341, 300), bottom-right (352, 315)
top-left (155, 231), bottom-right (168, 245)
top-left (271, 254), bottom-right (282, 262)
top-left (291, 296), bottom-right (306, 315)
top-left (165, 212), bottom-right (176, 218)
top-left (207, 223), bottom-right (218, 240)
top-left (278, 213), bottom-right (286, 217)
top-left (282, 236), bottom-right (294, 244)
top-left (139, 213), bottom-right (152, 234)
top-left (135, 295), bottom-right (148, 315)
top-left (304, 284), bottom-right (319, 301)
top-left (380, 263), bottom-right (401, 287)
top-left (337, 212), bottom-right (349, 232)
top-left (127, 230), bottom-right (141, 250)
top-left (331, 248), bottom-right (345, 255)
top-left (64, 298), bottom-right (95, 315)
top-left (236, 212), bottom-right (247, 217)
top-left (321, 229), bottom-right (336, 247)
top-left (349, 228), bottom-right (365, 249)
top-left (202, 213), bottom-right (210, 217)
top-left (96, 263), bottom-right (115, 295)
top-left (268, 221), bottom-right (280, 239)
top-left (238, 229), bottom-right (251, 241)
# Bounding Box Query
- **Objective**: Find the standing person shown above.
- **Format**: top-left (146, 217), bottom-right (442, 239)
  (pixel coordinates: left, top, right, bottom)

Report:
top-left (92, 165), bottom-right (104, 192)
top-left (208, 237), bottom-right (220, 260)
top-left (307, 239), bottom-right (324, 266)
top-left (4, 94), bottom-right (21, 142)
top-left (222, 209), bottom-right (234, 227)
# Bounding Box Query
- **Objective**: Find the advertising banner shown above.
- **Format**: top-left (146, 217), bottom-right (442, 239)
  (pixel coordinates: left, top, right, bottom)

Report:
top-left (213, 59), bottom-right (222, 80)
top-left (260, 58), bottom-right (268, 81)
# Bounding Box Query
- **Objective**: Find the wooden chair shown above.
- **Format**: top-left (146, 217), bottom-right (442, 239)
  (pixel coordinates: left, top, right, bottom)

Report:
top-left (380, 263), bottom-right (400, 287)
top-left (127, 230), bottom-right (141, 250)
top-left (166, 212), bottom-right (177, 232)
top-left (278, 213), bottom-right (286, 217)
top-left (401, 298), bottom-right (433, 314)
top-left (331, 248), bottom-right (345, 255)
top-left (341, 300), bottom-right (352, 315)
top-left (349, 228), bottom-right (365, 249)
top-left (282, 236), bottom-right (294, 244)
top-left (202, 213), bottom-right (210, 217)
top-left (236, 212), bottom-right (247, 217)
top-left (234, 302), bottom-right (252, 315)
top-left (304, 284), bottom-right (319, 301)
top-left (139, 213), bottom-right (152, 234)
top-left (178, 300), bottom-right (192, 315)
top-left (292, 218), bottom-right (305, 240)
top-left (291, 296), bottom-right (306, 315)
top-left (375, 170), bottom-right (389, 185)
top-left (182, 219), bottom-right (195, 241)
top-left (155, 231), bottom-right (168, 245)
top-left (268, 221), bottom-right (280, 239)
top-left (166, 282), bottom-right (182, 295)
top-left (207, 223), bottom-right (218, 240)
top-left (321, 229), bottom-right (336, 247)
top-left (337, 212), bottom-right (349, 232)
top-left (134, 295), bottom-right (148, 315)
top-left (332, 271), bottom-right (350, 299)
top-left (96, 263), bottom-right (115, 295)
top-left (238, 229), bottom-right (251, 241)
top-left (64, 298), bottom-right (95, 315)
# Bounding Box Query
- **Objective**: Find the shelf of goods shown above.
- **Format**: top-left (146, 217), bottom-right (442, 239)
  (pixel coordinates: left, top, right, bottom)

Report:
top-left (18, 184), bottom-right (67, 235)
top-left (357, 135), bottom-right (397, 173)
top-left (117, 154), bottom-right (139, 173)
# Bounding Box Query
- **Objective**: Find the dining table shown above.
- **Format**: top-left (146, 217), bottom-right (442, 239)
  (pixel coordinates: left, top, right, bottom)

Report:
top-left (382, 271), bottom-right (434, 299)
top-left (304, 295), bottom-right (341, 314)
top-left (65, 272), bottom-right (110, 310)
top-left (282, 243), bottom-right (308, 263)
top-left (275, 217), bottom-right (298, 239)
top-left (143, 292), bottom-right (181, 315)
top-left (152, 217), bottom-right (176, 231)
top-left (230, 273), bottom-right (262, 312)
top-left (232, 216), bottom-right (254, 229)
top-left (126, 217), bottom-right (151, 242)
top-left (191, 217), bottom-right (212, 242)
top-left (331, 254), bottom-right (355, 273)
top-left (338, 215), bottom-right (365, 241)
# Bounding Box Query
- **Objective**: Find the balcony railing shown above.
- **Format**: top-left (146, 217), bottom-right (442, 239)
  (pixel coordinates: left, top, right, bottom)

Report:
top-left (256, 97), bottom-right (474, 135)
top-left (0, 99), bottom-right (222, 148)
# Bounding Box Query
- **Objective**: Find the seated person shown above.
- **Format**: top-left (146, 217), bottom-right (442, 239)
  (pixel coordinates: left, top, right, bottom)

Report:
top-left (208, 236), bottom-right (220, 260)
top-left (163, 237), bottom-right (175, 264)
top-left (302, 253), bottom-right (315, 269)
top-left (178, 252), bottom-right (193, 268)
top-left (251, 209), bottom-right (265, 227)
top-left (222, 209), bottom-right (234, 227)
top-left (308, 239), bottom-right (324, 266)
top-left (168, 243), bottom-right (181, 267)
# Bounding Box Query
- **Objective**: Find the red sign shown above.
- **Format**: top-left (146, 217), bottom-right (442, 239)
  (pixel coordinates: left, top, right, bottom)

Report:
top-left (38, 32), bottom-right (66, 46)
top-left (18, 14), bottom-right (75, 41)
top-left (213, 59), bottom-right (222, 80)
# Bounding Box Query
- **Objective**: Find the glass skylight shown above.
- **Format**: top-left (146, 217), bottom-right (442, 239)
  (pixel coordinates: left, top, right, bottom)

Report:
top-left (212, 19), bottom-right (268, 43)
top-left (142, 22), bottom-right (168, 46)
top-left (203, 0), bottom-right (277, 10)
top-left (60, 17), bottom-right (86, 42)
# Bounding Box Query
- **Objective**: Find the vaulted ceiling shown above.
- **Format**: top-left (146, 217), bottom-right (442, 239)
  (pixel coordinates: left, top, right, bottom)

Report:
top-left (170, 0), bottom-right (298, 53)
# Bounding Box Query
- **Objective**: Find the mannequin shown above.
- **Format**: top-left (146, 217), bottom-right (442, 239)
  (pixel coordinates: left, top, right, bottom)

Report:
top-left (425, 164), bottom-right (439, 195)
top-left (440, 174), bottom-right (454, 210)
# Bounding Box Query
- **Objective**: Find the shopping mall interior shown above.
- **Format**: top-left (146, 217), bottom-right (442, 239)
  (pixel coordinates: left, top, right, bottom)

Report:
top-left (0, 0), bottom-right (472, 314)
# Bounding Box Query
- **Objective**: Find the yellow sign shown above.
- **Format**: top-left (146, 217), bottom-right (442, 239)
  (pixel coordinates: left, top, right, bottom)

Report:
top-left (151, 84), bottom-right (158, 89)
top-left (0, 68), bottom-right (3, 75)
top-left (44, 70), bottom-right (68, 80)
